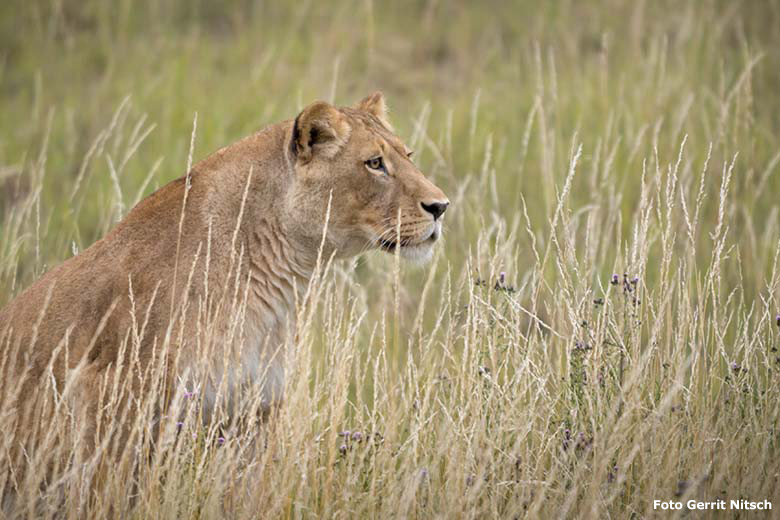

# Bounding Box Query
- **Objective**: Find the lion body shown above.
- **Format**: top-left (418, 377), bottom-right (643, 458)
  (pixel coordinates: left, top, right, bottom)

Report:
top-left (0, 93), bottom-right (448, 471)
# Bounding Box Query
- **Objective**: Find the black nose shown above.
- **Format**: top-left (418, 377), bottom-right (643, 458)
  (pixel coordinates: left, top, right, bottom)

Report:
top-left (421, 201), bottom-right (449, 221)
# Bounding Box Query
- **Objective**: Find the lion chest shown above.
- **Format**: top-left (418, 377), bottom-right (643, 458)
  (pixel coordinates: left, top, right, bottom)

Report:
top-left (197, 284), bottom-right (298, 416)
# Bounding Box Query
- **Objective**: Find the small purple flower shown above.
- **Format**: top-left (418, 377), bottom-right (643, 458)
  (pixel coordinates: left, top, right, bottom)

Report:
top-left (338, 430), bottom-right (351, 438)
top-left (351, 431), bottom-right (363, 442)
top-left (176, 421), bottom-right (184, 431)
top-left (494, 271), bottom-right (508, 291)
top-left (563, 429), bottom-right (571, 450)
top-left (217, 436), bottom-right (225, 445)
top-left (611, 274), bottom-right (619, 285)
top-left (184, 390), bottom-right (197, 399)
top-left (339, 444), bottom-right (348, 455)
top-left (574, 340), bottom-right (591, 352)
top-left (420, 468), bottom-right (429, 481)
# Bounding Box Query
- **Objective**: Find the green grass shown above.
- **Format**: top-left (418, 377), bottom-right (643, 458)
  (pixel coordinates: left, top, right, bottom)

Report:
top-left (2, 0), bottom-right (780, 517)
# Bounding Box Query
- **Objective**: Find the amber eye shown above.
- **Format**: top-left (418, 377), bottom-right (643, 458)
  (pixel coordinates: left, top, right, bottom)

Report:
top-left (365, 156), bottom-right (385, 172)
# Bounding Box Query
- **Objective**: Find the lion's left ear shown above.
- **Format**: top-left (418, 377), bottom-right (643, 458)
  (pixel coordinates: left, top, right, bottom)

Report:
top-left (290, 101), bottom-right (351, 163)
top-left (355, 92), bottom-right (390, 126)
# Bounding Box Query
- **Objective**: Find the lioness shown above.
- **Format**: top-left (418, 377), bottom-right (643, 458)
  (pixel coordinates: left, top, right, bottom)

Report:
top-left (0, 92), bottom-right (448, 470)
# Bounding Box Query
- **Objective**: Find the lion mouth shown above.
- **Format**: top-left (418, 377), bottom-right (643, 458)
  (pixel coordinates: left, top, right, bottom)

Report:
top-left (378, 238), bottom-right (397, 252)
top-left (378, 224), bottom-right (440, 253)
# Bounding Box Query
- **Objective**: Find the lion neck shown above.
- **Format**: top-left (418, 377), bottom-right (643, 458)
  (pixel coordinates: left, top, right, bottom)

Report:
top-left (204, 123), bottom-right (325, 341)
top-left (243, 215), bottom-right (314, 330)
top-left (240, 134), bottom-right (319, 338)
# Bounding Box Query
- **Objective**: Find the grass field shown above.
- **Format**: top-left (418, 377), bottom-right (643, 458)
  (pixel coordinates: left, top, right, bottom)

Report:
top-left (2, 0), bottom-right (780, 517)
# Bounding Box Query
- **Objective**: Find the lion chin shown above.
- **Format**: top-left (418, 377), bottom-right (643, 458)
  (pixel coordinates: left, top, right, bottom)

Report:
top-left (399, 242), bottom-right (436, 264)
top-left (379, 222), bottom-right (441, 264)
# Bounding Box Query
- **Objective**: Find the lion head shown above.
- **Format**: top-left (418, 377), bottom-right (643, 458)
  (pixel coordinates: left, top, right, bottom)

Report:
top-left (285, 92), bottom-right (449, 263)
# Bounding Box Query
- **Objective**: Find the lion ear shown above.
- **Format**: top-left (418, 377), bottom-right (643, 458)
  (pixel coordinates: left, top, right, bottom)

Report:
top-left (355, 91), bottom-right (389, 122)
top-left (290, 101), bottom-right (351, 163)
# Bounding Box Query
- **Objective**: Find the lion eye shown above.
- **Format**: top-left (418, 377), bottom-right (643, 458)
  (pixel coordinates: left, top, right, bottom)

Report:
top-left (365, 156), bottom-right (385, 173)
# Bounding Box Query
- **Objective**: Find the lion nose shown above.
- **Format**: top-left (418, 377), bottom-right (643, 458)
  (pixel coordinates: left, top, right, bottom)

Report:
top-left (421, 201), bottom-right (449, 221)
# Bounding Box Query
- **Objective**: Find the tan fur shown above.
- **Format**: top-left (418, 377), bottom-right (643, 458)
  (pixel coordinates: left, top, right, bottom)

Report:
top-left (0, 93), bottom-right (448, 467)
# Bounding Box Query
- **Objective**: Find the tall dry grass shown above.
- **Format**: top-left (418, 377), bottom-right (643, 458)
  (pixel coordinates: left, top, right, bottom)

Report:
top-left (2, 0), bottom-right (780, 517)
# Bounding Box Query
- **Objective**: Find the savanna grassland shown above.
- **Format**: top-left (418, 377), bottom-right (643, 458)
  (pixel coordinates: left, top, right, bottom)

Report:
top-left (2, 1), bottom-right (780, 518)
